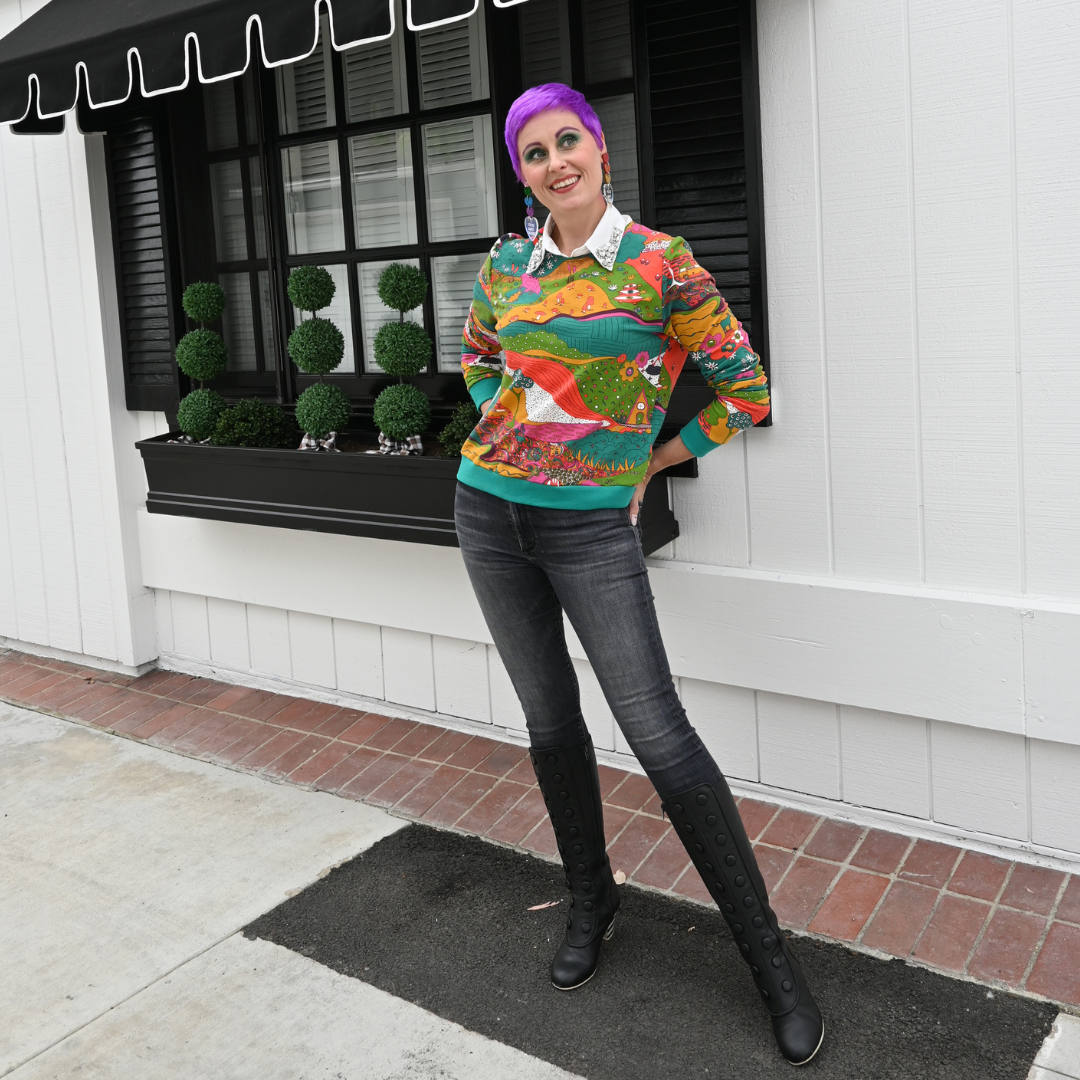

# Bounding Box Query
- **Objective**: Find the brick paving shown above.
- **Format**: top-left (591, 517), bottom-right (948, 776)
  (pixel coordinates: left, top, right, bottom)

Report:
top-left (3, 647), bottom-right (1080, 1010)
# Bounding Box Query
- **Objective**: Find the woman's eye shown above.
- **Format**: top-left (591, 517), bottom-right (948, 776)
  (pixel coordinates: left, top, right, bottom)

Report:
top-left (524, 148), bottom-right (546, 163)
top-left (559, 134), bottom-right (579, 148)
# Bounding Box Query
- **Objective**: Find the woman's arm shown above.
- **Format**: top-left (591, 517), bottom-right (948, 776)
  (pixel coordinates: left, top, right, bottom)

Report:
top-left (628, 435), bottom-right (692, 525)
top-left (461, 248), bottom-right (506, 410)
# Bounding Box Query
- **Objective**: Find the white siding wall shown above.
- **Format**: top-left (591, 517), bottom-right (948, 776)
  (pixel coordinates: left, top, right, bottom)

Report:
top-left (0, 0), bottom-right (161, 670)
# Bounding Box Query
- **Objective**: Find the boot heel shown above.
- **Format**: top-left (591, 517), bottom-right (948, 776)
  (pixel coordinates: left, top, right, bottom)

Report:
top-left (604, 917), bottom-right (616, 941)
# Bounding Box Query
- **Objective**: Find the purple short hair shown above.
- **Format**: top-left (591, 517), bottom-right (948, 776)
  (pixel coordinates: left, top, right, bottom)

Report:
top-left (503, 83), bottom-right (604, 184)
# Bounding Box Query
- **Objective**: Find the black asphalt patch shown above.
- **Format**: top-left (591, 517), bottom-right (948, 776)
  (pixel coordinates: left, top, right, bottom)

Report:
top-left (245, 824), bottom-right (1056, 1079)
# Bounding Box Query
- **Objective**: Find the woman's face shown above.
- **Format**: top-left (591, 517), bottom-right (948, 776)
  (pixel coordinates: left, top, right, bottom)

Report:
top-left (517, 109), bottom-right (605, 217)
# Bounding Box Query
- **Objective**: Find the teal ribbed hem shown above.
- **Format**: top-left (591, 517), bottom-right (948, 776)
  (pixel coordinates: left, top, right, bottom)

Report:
top-left (679, 417), bottom-right (720, 457)
top-left (468, 377), bottom-right (502, 410)
top-left (457, 458), bottom-right (635, 509)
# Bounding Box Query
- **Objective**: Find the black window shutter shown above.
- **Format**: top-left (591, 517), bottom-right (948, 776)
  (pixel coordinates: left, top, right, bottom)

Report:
top-left (103, 112), bottom-right (182, 412)
top-left (644, 0), bottom-right (771, 425)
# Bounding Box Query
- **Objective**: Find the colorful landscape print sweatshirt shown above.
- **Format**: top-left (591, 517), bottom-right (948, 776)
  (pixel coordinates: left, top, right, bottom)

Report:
top-left (457, 206), bottom-right (770, 509)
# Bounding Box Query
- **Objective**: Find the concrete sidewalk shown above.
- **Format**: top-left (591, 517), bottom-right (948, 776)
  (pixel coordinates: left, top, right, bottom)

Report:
top-left (0, 705), bottom-right (575, 1079)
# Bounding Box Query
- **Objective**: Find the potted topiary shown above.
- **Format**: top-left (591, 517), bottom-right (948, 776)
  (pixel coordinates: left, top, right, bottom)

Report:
top-left (173, 281), bottom-right (228, 443)
top-left (372, 263), bottom-right (431, 455)
top-left (438, 400), bottom-right (481, 458)
top-left (287, 265), bottom-right (351, 450)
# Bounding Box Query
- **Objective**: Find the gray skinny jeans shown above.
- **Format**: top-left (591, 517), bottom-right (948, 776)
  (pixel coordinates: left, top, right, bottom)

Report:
top-left (454, 482), bottom-right (723, 800)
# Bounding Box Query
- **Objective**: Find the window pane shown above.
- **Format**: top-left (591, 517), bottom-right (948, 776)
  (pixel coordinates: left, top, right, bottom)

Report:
top-left (520, 0), bottom-right (571, 88)
top-left (591, 94), bottom-right (640, 220)
top-left (344, 31), bottom-right (408, 121)
top-left (422, 116), bottom-right (498, 242)
top-left (220, 272), bottom-right (257, 371)
top-left (258, 270), bottom-right (276, 364)
top-left (349, 129), bottom-right (417, 249)
top-left (583, 0), bottom-right (633, 83)
top-left (281, 141), bottom-right (345, 254)
top-left (431, 253), bottom-right (485, 373)
top-left (205, 81), bottom-right (238, 150)
top-left (250, 155), bottom-right (268, 260)
top-left (417, 4), bottom-right (488, 109)
top-left (357, 258), bottom-right (422, 373)
top-left (210, 160), bottom-right (248, 261)
top-left (292, 263), bottom-right (355, 374)
top-left (276, 15), bottom-right (337, 134)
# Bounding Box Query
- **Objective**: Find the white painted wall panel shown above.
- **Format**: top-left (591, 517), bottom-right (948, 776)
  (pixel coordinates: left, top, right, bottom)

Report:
top-left (840, 706), bottom-right (929, 819)
top-left (333, 619), bottom-right (383, 699)
top-left (487, 646), bottom-right (528, 735)
top-left (1014, 0), bottom-right (1080, 599)
top-left (432, 635), bottom-right (490, 723)
top-left (814, 0), bottom-right (921, 583)
top-left (382, 627), bottom-right (435, 711)
top-left (670, 448), bottom-right (749, 567)
top-left (909, 2), bottom-right (1021, 591)
top-left (154, 590), bottom-right (174, 655)
top-left (745, 0), bottom-right (832, 574)
top-left (680, 678), bottom-right (758, 783)
top-left (1029, 739), bottom-right (1080, 852)
top-left (288, 612), bottom-right (336, 689)
top-left (757, 692), bottom-right (840, 799)
top-left (930, 722), bottom-right (1028, 842)
top-left (207, 598), bottom-right (250, 672)
top-left (1022, 609), bottom-right (1080, 746)
top-left (169, 592), bottom-right (210, 660)
top-left (246, 605), bottom-right (292, 679)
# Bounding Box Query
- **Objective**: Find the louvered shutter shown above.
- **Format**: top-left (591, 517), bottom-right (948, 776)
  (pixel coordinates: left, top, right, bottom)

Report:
top-left (104, 113), bottom-right (181, 412)
top-left (646, 0), bottom-right (753, 336)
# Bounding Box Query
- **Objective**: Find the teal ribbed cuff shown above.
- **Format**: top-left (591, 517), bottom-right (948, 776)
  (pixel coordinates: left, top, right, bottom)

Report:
top-left (468, 377), bottom-right (502, 411)
top-left (456, 458), bottom-right (635, 509)
top-left (678, 417), bottom-right (720, 457)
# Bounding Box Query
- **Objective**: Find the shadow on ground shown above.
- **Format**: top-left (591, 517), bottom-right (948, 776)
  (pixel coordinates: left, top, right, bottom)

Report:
top-left (245, 825), bottom-right (1055, 1080)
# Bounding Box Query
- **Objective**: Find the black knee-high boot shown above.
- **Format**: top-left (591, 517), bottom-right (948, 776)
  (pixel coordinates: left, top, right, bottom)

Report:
top-left (663, 781), bottom-right (824, 1066)
top-left (530, 736), bottom-right (620, 989)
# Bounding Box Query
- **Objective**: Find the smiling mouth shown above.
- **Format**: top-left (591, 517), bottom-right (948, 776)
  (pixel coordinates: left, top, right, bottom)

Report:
top-left (550, 175), bottom-right (581, 192)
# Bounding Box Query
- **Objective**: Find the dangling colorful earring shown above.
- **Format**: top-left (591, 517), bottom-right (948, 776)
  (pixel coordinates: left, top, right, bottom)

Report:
top-left (524, 185), bottom-right (539, 241)
top-left (601, 150), bottom-right (613, 206)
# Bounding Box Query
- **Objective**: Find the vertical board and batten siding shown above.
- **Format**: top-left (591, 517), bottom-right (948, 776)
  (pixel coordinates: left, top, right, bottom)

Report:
top-left (0, 0), bottom-right (162, 669)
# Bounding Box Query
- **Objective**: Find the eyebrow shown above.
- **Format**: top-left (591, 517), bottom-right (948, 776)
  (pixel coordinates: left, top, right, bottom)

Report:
top-left (522, 127), bottom-right (583, 154)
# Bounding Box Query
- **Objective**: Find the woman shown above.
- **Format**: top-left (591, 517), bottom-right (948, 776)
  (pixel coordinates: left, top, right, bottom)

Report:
top-left (453, 83), bottom-right (823, 1066)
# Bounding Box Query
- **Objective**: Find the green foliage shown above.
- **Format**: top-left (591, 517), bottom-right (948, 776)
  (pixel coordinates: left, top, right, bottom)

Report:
top-left (288, 317), bottom-right (345, 376)
top-left (175, 328), bottom-right (228, 383)
top-left (373, 320), bottom-right (431, 379)
top-left (182, 281), bottom-right (226, 324)
top-left (211, 399), bottom-right (301, 449)
top-left (438, 401), bottom-right (481, 457)
top-left (377, 262), bottom-right (427, 314)
top-left (295, 383), bottom-right (352, 439)
top-left (176, 388), bottom-right (226, 441)
top-left (373, 383), bottom-right (431, 441)
top-left (287, 265), bottom-right (336, 314)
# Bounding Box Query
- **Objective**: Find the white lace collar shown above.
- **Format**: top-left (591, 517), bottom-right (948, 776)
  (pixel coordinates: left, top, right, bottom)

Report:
top-left (525, 203), bottom-right (632, 275)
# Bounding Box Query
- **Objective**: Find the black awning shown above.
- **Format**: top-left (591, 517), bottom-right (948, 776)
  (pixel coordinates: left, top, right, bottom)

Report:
top-left (0, 0), bottom-right (488, 126)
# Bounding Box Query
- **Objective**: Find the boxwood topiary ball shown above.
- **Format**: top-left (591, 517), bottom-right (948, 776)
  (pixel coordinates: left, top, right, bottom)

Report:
top-left (437, 400), bottom-right (482, 457)
top-left (211, 398), bottom-right (301, 449)
top-left (182, 281), bottom-right (226, 324)
top-left (295, 383), bottom-right (352, 439)
top-left (373, 320), bottom-right (431, 379)
top-left (177, 388), bottom-right (227, 441)
top-left (287, 265), bottom-right (336, 313)
top-left (176, 328), bottom-right (228, 382)
top-left (373, 383), bottom-right (431, 441)
top-left (377, 262), bottom-right (427, 314)
top-left (288, 317), bottom-right (345, 375)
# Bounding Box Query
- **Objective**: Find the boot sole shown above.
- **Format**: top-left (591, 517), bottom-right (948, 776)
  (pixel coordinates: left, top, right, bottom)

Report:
top-left (550, 917), bottom-right (617, 991)
top-left (786, 1019), bottom-right (825, 1067)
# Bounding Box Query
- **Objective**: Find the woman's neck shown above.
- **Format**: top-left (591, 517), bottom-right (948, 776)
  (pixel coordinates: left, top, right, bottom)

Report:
top-left (547, 196), bottom-right (607, 255)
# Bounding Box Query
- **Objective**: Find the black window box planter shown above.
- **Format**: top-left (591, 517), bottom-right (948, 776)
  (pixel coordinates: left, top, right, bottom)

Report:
top-left (136, 434), bottom-right (681, 555)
